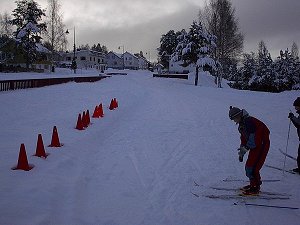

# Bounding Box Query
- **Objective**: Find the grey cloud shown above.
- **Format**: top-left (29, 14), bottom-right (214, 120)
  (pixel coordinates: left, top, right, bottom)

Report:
top-left (1, 0), bottom-right (299, 59)
top-left (74, 3), bottom-right (200, 60)
top-left (232, 0), bottom-right (300, 56)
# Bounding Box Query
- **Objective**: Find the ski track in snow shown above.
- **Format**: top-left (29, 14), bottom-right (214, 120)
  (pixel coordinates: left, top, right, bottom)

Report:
top-left (0, 70), bottom-right (300, 225)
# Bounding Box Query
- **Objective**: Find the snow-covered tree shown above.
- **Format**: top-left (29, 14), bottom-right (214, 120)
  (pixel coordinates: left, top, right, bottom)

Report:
top-left (171, 21), bottom-right (220, 86)
top-left (248, 41), bottom-right (275, 91)
top-left (11, 0), bottom-right (47, 68)
top-left (231, 46), bottom-right (300, 92)
top-left (274, 49), bottom-right (300, 91)
top-left (232, 52), bottom-right (257, 90)
top-left (158, 30), bottom-right (180, 69)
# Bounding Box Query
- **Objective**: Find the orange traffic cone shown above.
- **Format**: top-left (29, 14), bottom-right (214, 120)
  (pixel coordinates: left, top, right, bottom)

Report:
top-left (92, 106), bottom-right (99, 118)
top-left (49, 126), bottom-right (63, 147)
top-left (76, 113), bottom-right (84, 130)
top-left (82, 111), bottom-right (88, 128)
top-left (98, 103), bottom-right (104, 117)
top-left (109, 99), bottom-right (115, 110)
top-left (34, 134), bottom-right (49, 158)
top-left (86, 110), bottom-right (91, 126)
top-left (114, 98), bottom-right (119, 108)
top-left (12, 143), bottom-right (34, 171)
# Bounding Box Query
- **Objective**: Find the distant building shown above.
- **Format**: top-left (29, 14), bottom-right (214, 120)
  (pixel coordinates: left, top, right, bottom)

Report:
top-left (62, 50), bottom-right (107, 72)
top-left (123, 51), bottom-right (139, 70)
top-left (0, 37), bottom-right (51, 72)
top-left (107, 51), bottom-right (149, 70)
top-left (106, 51), bottom-right (124, 70)
top-left (169, 60), bottom-right (194, 74)
top-left (135, 53), bottom-right (148, 70)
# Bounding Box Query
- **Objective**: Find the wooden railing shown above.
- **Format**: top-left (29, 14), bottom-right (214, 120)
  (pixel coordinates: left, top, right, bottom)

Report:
top-left (0, 75), bottom-right (110, 92)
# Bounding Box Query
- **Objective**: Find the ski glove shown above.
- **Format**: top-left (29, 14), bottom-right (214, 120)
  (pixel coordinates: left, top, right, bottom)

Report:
top-left (238, 146), bottom-right (249, 162)
top-left (288, 112), bottom-right (294, 119)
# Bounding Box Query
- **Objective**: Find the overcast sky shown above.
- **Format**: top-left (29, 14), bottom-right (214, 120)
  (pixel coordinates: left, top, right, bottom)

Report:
top-left (1, 0), bottom-right (300, 61)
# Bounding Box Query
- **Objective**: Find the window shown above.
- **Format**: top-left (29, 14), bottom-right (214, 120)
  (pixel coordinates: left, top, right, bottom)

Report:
top-left (90, 57), bottom-right (92, 61)
top-left (80, 56), bottom-right (86, 60)
top-left (66, 57), bottom-right (71, 61)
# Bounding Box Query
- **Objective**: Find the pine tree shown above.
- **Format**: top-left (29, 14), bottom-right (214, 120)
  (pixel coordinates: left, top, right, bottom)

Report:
top-left (11, 0), bottom-right (47, 68)
top-left (274, 49), bottom-right (300, 91)
top-left (237, 52), bottom-right (257, 90)
top-left (158, 30), bottom-right (180, 69)
top-left (249, 41), bottom-right (275, 91)
top-left (171, 21), bottom-right (220, 86)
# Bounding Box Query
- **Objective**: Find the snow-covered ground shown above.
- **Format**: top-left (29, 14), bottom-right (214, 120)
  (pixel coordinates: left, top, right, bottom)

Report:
top-left (0, 69), bottom-right (299, 225)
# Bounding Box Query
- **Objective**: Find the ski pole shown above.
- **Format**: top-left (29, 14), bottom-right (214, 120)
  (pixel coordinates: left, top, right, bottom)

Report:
top-left (282, 118), bottom-right (292, 174)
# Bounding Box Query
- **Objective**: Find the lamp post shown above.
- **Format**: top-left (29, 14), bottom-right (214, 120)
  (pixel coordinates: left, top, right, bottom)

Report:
top-left (66, 27), bottom-right (76, 74)
top-left (146, 51), bottom-right (151, 70)
top-left (118, 45), bottom-right (125, 70)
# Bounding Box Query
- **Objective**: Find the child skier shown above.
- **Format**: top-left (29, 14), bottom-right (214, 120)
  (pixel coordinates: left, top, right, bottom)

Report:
top-left (229, 106), bottom-right (270, 195)
top-left (288, 97), bottom-right (300, 174)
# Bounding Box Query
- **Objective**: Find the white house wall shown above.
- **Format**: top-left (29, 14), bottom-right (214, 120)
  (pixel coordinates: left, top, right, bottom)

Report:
top-left (63, 50), bottom-right (107, 71)
top-left (169, 60), bottom-right (194, 74)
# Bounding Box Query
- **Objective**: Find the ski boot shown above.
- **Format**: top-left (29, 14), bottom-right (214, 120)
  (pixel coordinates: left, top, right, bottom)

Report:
top-left (241, 186), bottom-right (260, 196)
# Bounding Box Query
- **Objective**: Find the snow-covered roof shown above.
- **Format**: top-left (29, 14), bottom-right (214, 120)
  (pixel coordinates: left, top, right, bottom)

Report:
top-left (35, 43), bottom-right (50, 53)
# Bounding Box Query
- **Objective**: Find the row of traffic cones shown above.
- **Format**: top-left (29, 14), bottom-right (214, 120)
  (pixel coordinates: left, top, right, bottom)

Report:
top-left (76, 98), bottom-right (118, 130)
top-left (12, 98), bottom-right (119, 171)
top-left (76, 110), bottom-right (91, 130)
top-left (12, 126), bottom-right (62, 171)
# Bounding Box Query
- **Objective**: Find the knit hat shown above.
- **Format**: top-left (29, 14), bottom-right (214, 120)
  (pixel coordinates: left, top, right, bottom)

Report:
top-left (229, 106), bottom-right (242, 120)
top-left (293, 97), bottom-right (300, 107)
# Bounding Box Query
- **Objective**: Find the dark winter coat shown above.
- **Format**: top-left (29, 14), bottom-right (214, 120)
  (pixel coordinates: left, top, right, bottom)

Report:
top-left (291, 111), bottom-right (300, 141)
top-left (238, 113), bottom-right (270, 169)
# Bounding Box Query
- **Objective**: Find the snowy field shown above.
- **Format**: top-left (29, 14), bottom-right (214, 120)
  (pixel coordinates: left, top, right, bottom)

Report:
top-left (0, 69), bottom-right (299, 225)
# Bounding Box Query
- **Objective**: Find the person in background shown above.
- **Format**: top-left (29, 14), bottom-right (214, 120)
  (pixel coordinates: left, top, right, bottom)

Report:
top-left (229, 106), bottom-right (270, 195)
top-left (288, 97), bottom-right (300, 174)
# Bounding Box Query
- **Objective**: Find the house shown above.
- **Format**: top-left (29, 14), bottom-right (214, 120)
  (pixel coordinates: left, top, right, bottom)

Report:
top-left (169, 60), bottom-right (194, 74)
top-left (107, 51), bottom-right (147, 70)
top-left (106, 51), bottom-right (124, 69)
top-left (134, 53), bottom-right (148, 70)
top-left (0, 36), bottom-right (52, 72)
top-left (62, 49), bottom-right (107, 72)
top-left (123, 51), bottom-right (139, 70)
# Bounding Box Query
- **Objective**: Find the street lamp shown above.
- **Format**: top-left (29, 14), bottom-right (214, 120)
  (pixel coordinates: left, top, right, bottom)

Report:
top-left (146, 51), bottom-right (151, 70)
top-left (118, 45), bottom-right (125, 70)
top-left (66, 27), bottom-right (76, 74)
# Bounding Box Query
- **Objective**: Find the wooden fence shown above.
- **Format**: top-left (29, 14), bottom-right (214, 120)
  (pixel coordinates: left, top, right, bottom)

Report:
top-left (153, 74), bottom-right (189, 80)
top-left (0, 76), bottom-right (110, 92)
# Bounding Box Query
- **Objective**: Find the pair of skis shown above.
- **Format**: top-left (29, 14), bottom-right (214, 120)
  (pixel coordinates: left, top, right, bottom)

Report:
top-left (191, 181), bottom-right (299, 210)
top-left (191, 180), bottom-right (288, 200)
top-left (206, 186), bottom-right (290, 200)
